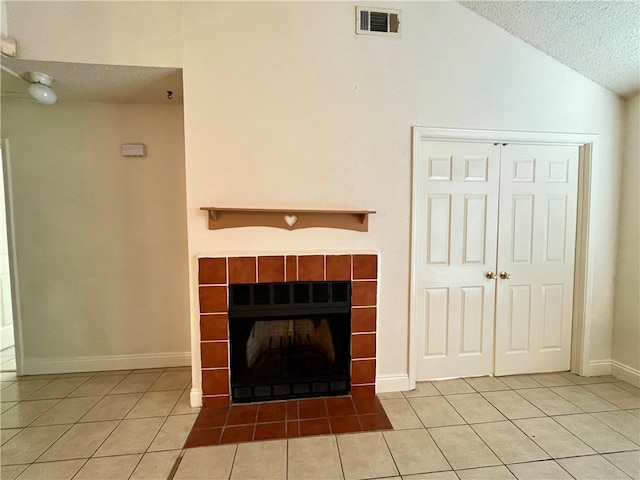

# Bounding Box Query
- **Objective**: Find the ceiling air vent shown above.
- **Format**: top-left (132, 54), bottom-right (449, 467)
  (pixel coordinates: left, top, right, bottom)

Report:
top-left (356, 6), bottom-right (400, 36)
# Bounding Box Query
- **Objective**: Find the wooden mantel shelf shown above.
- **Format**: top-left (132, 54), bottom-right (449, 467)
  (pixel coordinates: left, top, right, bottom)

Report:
top-left (200, 207), bottom-right (376, 232)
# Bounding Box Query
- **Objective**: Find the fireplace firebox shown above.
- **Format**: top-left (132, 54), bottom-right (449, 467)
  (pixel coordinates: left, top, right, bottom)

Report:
top-left (228, 281), bottom-right (351, 402)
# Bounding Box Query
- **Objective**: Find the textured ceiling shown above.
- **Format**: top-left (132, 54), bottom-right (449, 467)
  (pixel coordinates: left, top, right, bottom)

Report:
top-left (1, 58), bottom-right (183, 105)
top-left (459, 1), bottom-right (640, 98)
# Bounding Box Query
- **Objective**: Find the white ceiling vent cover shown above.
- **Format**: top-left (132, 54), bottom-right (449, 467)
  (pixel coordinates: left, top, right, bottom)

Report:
top-left (356, 6), bottom-right (400, 36)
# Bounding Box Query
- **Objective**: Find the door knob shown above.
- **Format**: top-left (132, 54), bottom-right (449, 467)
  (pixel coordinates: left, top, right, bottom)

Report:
top-left (485, 271), bottom-right (497, 280)
top-left (499, 271), bottom-right (511, 279)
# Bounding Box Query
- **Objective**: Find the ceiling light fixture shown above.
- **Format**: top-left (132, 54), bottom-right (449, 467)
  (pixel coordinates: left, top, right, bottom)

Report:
top-left (27, 71), bottom-right (57, 105)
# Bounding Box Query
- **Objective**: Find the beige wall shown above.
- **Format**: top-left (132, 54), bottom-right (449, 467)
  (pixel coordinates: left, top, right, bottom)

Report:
top-left (612, 94), bottom-right (640, 381)
top-left (1, 99), bottom-right (190, 373)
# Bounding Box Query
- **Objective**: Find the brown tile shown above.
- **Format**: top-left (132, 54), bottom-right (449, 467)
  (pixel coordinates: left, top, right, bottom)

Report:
top-left (200, 314), bottom-right (229, 341)
top-left (351, 385), bottom-right (376, 397)
top-left (353, 395), bottom-right (385, 415)
top-left (202, 369), bottom-right (230, 395)
top-left (286, 401), bottom-right (299, 420)
top-left (352, 281), bottom-right (377, 306)
top-left (202, 395), bottom-right (230, 408)
top-left (298, 398), bottom-right (327, 419)
top-left (326, 397), bottom-right (356, 417)
top-left (257, 256), bottom-right (285, 283)
top-left (326, 255), bottom-right (352, 281)
top-left (330, 415), bottom-right (362, 434)
top-left (257, 402), bottom-right (286, 423)
top-left (220, 424), bottom-right (254, 444)
top-left (198, 258), bottom-right (227, 284)
top-left (352, 334), bottom-right (376, 359)
top-left (285, 256), bottom-right (297, 281)
top-left (254, 422), bottom-right (286, 441)
top-left (199, 286), bottom-right (228, 313)
top-left (353, 254), bottom-right (377, 280)
top-left (299, 418), bottom-right (331, 436)
top-left (184, 427), bottom-right (222, 448)
top-left (352, 308), bottom-right (376, 333)
top-left (359, 413), bottom-right (393, 431)
top-left (227, 404), bottom-right (258, 425)
top-left (352, 359), bottom-right (376, 384)
top-left (201, 342), bottom-right (229, 368)
top-left (193, 407), bottom-right (228, 429)
top-left (286, 421), bottom-right (300, 438)
top-left (298, 255), bottom-right (324, 281)
top-left (228, 257), bottom-right (256, 284)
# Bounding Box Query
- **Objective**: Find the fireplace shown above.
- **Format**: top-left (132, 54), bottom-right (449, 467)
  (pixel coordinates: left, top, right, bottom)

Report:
top-left (198, 254), bottom-right (378, 407)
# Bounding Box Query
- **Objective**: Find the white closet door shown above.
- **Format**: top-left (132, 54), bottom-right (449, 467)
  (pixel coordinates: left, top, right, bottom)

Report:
top-left (413, 141), bottom-right (500, 379)
top-left (494, 144), bottom-right (579, 375)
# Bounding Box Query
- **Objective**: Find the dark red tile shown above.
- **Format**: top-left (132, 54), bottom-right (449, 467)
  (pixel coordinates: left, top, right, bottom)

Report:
top-left (202, 395), bottom-right (230, 408)
top-left (286, 421), bottom-right (300, 438)
top-left (352, 395), bottom-right (385, 415)
top-left (258, 256), bottom-right (285, 283)
top-left (199, 258), bottom-right (227, 285)
top-left (202, 369), bottom-right (230, 395)
top-left (326, 255), bottom-right (351, 281)
top-left (184, 427), bottom-right (222, 448)
top-left (329, 415), bottom-right (362, 434)
top-left (201, 342), bottom-right (229, 368)
top-left (298, 398), bottom-right (327, 419)
top-left (353, 255), bottom-right (377, 280)
top-left (257, 402), bottom-right (286, 423)
top-left (286, 401), bottom-right (299, 420)
top-left (227, 405), bottom-right (258, 425)
top-left (352, 334), bottom-right (376, 359)
top-left (351, 308), bottom-right (376, 333)
top-left (254, 422), bottom-right (286, 441)
top-left (285, 256), bottom-right (297, 281)
top-left (352, 359), bottom-right (376, 384)
top-left (228, 257), bottom-right (256, 284)
top-left (297, 255), bottom-right (324, 281)
top-left (220, 425), bottom-right (255, 444)
top-left (326, 397), bottom-right (356, 417)
top-left (199, 286), bottom-right (228, 313)
top-left (200, 314), bottom-right (229, 341)
top-left (359, 413), bottom-right (393, 431)
top-left (352, 281), bottom-right (377, 307)
top-left (351, 385), bottom-right (376, 397)
top-left (193, 407), bottom-right (228, 429)
top-left (299, 418), bottom-right (331, 436)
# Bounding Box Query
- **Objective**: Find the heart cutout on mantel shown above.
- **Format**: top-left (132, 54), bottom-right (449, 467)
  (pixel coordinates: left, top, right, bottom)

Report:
top-left (284, 214), bottom-right (299, 228)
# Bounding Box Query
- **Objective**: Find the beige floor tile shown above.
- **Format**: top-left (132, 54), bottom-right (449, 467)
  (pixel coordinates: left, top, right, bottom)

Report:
top-left (148, 413), bottom-right (198, 451)
top-left (404, 382), bottom-right (440, 398)
top-left (433, 379), bottom-right (474, 395)
top-left (37, 421), bottom-right (118, 462)
top-left (463, 377), bottom-right (509, 392)
top-left (445, 394), bottom-right (506, 424)
top-left (408, 397), bottom-right (465, 428)
top-left (428, 425), bottom-right (500, 470)
top-left (556, 455), bottom-right (630, 479)
top-left (95, 417), bottom-right (165, 456)
top-left (288, 435), bottom-right (344, 480)
top-left (584, 383), bottom-right (640, 409)
top-left (0, 371), bottom-right (18, 381)
top-left (553, 413), bottom-right (638, 453)
top-left (126, 390), bottom-right (182, 418)
top-left (593, 410), bottom-right (640, 443)
top-left (108, 372), bottom-right (163, 395)
top-left (381, 398), bottom-right (423, 430)
top-left (1, 425), bottom-right (70, 465)
top-left (506, 460), bottom-right (573, 480)
top-left (456, 465), bottom-right (515, 479)
top-left (481, 391), bottom-right (544, 420)
top-left (0, 464), bottom-right (28, 480)
top-left (174, 444), bottom-right (237, 480)
top-left (0, 399), bottom-right (59, 428)
top-left (67, 374), bottom-right (127, 397)
top-left (16, 459), bottom-right (85, 480)
top-left (559, 372), bottom-right (606, 385)
top-left (378, 391), bottom-right (405, 399)
top-left (230, 439), bottom-right (287, 479)
top-left (79, 392), bottom-right (142, 422)
top-left (1, 427), bottom-right (22, 445)
top-left (515, 388), bottom-right (582, 416)
top-left (529, 372), bottom-right (574, 387)
top-left (603, 451), bottom-right (640, 479)
top-left (471, 421), bottom-right (549, 464)
top-left (498, 375), bottom-right (541, 389)
top-left (25, 377), bottom-right (91, 400)
top-left (514, 417), bottom-right (595, 458)
top-left (551, 385), bottom-right (618, 412)
top-left (630, 409), bottom-right (640, 418)
top-left (171, 388), bottom-right (201, 415)
top-left (94, 369), bottom-right (133, 376)
top-left (73, 454), bottom-right (141, 480)
top-left (130, 450), bottom-right (181, 480)
top-left (402, 472), bottom-right (458, 480)
top-left (615, 381), bottom-right (640, 397)
top-left (149, 371), bottom-right (191, 391)
top-left (384, 429), bottom-right (450, 475)
top-left (598, 375), bottom-right (621, 382)
top-left (1, 380), bottom-right (16, 390)
top-left (0, 379), bottom-right (53, 401)
top-left (338, 431), bottom-right (398, 480)
top-left (1, 401), bottom-right (17, 412)
top-left (31, 396), bottom-right (101, 426)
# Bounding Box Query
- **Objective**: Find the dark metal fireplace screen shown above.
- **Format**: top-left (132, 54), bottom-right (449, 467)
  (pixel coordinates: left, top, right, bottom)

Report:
top-left (228, 281), bottom-right (351, 403)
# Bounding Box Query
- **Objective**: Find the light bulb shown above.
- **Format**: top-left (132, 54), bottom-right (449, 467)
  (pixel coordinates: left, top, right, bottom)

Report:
top-left (28, 82), bottom-right (57, 105)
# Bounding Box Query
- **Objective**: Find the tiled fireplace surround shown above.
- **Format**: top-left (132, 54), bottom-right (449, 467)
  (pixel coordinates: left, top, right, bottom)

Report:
top-left (198, 253), bottom-right (378, 407)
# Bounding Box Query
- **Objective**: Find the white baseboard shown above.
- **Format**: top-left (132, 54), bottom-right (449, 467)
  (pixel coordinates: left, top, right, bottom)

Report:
top-left (190, 388), bottom-right (203, 407)
top-left (611, 360), bottom-right (640, 387)
top-left (584, 359), bottom-right (613, 377)
top-left (21, 352), bottom-right (191, 375)
top-left (377, 374), bottom-right (410, 393)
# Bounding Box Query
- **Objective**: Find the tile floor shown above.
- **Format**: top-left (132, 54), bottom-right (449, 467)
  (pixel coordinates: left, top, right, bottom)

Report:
top-left (0, 369), bottom-right (638, 479)
top-left (0, 346), bottom-right (16, 372)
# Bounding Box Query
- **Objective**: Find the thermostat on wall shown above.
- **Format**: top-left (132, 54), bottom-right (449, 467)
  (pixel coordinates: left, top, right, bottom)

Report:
top-left (121, 144), bottom-right (147, 157)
